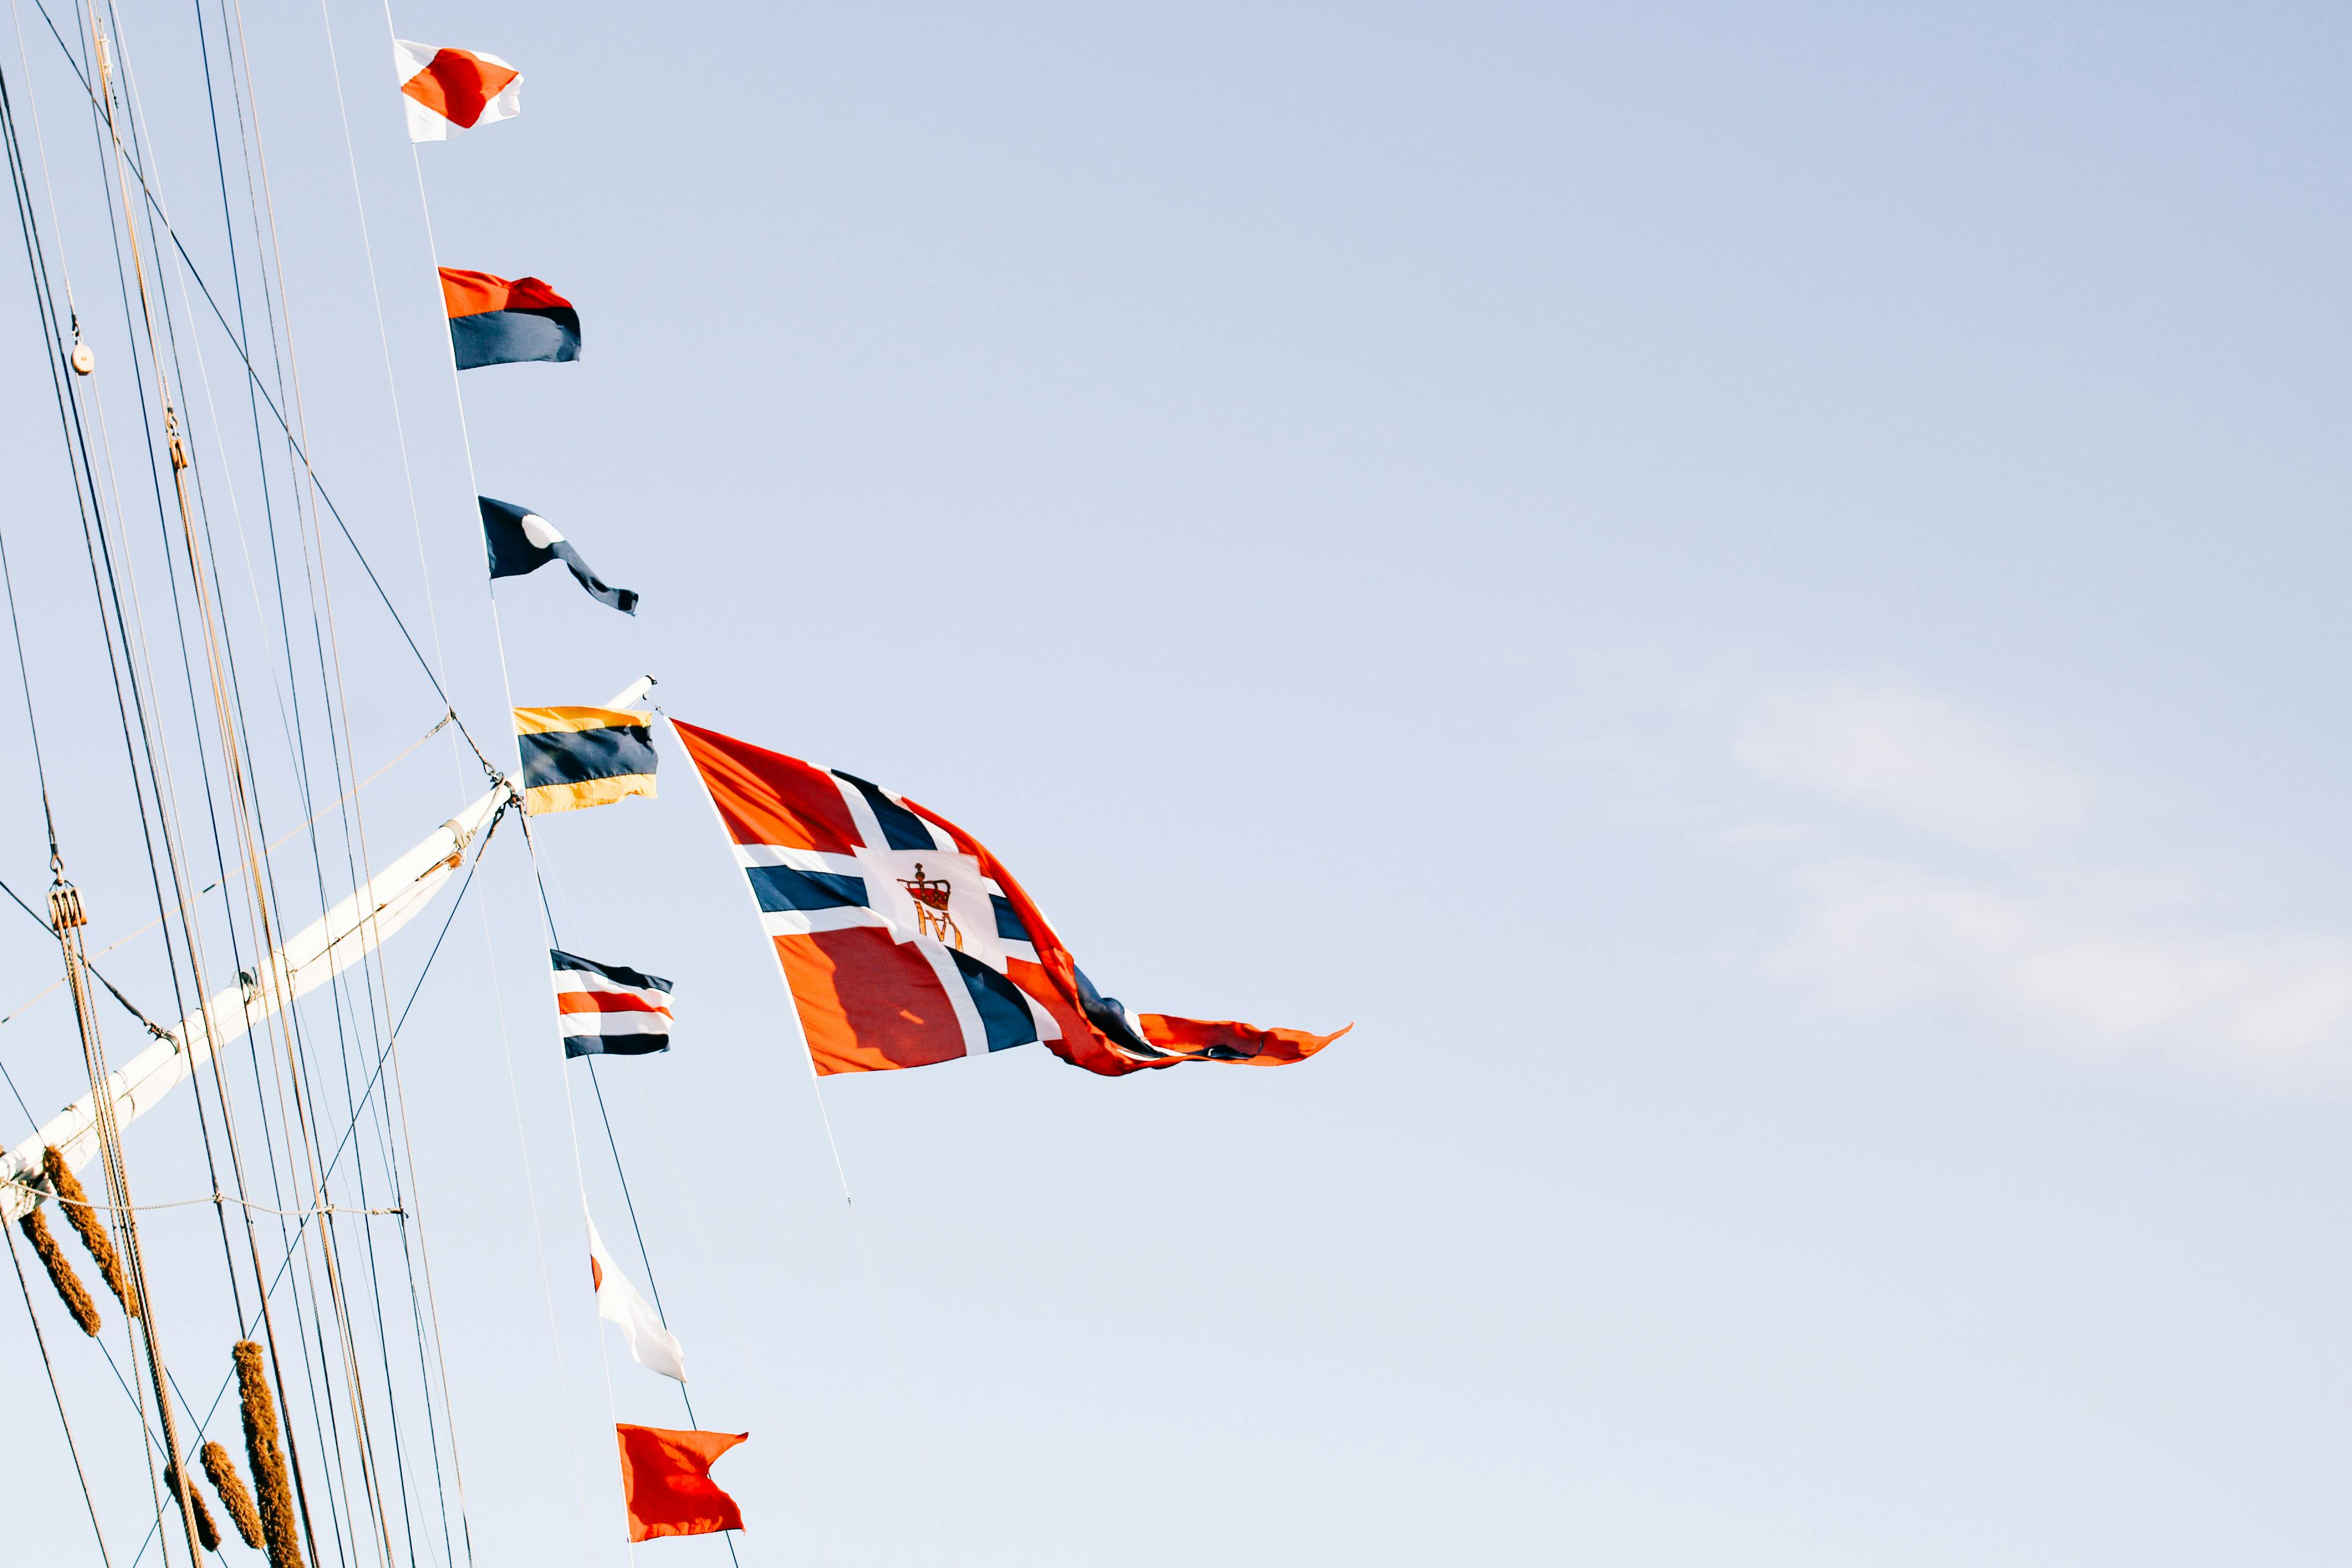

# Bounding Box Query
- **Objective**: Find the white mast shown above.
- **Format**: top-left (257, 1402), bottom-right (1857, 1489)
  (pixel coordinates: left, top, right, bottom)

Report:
top-left (0, 678), bottom-right (655, 1219)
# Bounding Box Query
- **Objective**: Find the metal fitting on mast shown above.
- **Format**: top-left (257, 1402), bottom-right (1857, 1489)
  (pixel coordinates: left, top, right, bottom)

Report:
top-left (48, 881), bottom-right (87, 932)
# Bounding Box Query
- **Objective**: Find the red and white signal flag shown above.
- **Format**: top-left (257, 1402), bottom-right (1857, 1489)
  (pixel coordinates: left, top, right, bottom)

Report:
top-left (589, 1208), bottom-right (686, 1382)
top-left (393, 40), bottom-right (521, 141)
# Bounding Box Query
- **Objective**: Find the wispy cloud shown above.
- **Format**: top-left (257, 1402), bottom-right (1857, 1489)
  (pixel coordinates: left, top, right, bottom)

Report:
top-left (1572, 671), bottom-right (2352, 1086)
top-left (1733, 680), bottom-right (2093, 855)
top-left (1765, 859), bottom-right (2352, 1071)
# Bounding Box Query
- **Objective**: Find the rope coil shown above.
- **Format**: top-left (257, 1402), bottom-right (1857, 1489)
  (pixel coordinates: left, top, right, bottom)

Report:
top-left (233, 1339), bottom-right (302, 1568)
top-left (42, 1143), bottom-right (135, 1315)
top-left (17, 1203), bottom-right (99, 1335)
top-left (201, 1439), bottom-right (263, 1550)
top-left (166, 1459), bottom-right (222, 1551)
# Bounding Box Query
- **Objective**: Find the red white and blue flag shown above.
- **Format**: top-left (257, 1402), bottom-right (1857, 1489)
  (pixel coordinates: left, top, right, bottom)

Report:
top-left (394, 41), bottom-right (521, 142)
top-left (673, 720), bottom-right (1345, 1077)
top-left (553, 950), bottom-right (674, 1059)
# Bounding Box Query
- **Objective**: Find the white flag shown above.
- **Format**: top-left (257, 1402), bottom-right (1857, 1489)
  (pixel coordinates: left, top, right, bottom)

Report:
top-left (587, 1209), bottom-right (686, 1382)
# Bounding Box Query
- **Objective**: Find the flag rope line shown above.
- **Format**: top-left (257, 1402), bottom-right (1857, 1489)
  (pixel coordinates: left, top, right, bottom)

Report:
top-left (534, 813), bottom-right (840, 1547)
top-left (380, 1), bottom-right (694, 1553)
top-left (382, 62), bottom-right (610, 1553)
top-left (612, 1055), bottom-right (846, 1568)
top-left (670, 718), bottom-right (968, 1566)
top-left (519, 816), bottom-right (747, 1566)
top-left (550, 963), bottom-right (640, 1567)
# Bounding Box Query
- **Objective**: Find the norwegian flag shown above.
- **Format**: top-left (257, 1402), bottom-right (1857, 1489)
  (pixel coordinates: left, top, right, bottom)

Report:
top-left (673, 720), bottom-right (1346, 1077)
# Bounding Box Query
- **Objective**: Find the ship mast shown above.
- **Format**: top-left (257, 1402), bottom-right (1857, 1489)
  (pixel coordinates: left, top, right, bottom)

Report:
top-left (0, 0), bottom-right (574, 1559)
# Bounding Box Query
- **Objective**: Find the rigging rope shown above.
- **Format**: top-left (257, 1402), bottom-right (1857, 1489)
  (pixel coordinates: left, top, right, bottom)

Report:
top-left (142, 2), bottom-right (485, 1558)
top-left (6, 1217), bottom-right (116, 1564)
top-left (72, 7), bottom-right (370, 1556)
top-left (0, 426), bottom-right (60, 868)
top-left (0, 876), bottom-right (173, 1037)
top-left (20, 0), bottom-right (496, 777)
top-left (524, 803), bottom-right (752, 1565)
top-left (0, 1), bottom-right (712, 1561)
top-left (15, 20), bottom-right (299, 1544)
top-left (104, 802), bottom-right (503, 1568)
top-left (6, 2), bottom-right (482, 1559)
top-left (2, 33), bottom-right (219, 1566)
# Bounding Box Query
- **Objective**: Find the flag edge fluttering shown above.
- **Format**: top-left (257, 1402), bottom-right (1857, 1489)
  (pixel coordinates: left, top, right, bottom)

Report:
top-left (393, 40), bottom-right (522, 141)
top-left (615, 1422), bottom-right (745, 1542)
top-left (670, 716), bottom-right (1345, 1078)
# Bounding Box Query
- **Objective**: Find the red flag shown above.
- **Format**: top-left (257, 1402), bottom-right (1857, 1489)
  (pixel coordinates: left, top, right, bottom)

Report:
top-left (615, 1424), bottom-right (746, 1542)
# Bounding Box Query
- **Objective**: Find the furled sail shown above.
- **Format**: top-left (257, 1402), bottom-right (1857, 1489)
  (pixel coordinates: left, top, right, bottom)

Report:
top-left (0, 678), bottom-right (649, 1218)
top-left (0, 782), bottom-right (510, 1220)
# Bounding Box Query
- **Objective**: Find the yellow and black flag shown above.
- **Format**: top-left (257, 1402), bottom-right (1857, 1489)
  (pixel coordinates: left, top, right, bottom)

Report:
top-left (514, 706), bottom-right (657, 814)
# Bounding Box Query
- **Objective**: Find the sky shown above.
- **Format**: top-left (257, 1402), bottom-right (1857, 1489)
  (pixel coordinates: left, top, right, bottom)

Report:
top-left (2, 2), bottom-right (2351, 1564)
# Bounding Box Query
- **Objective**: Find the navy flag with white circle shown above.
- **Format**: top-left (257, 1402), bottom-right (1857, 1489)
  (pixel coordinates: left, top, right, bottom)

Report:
top-left (481, 497), bottom-right (638, 614)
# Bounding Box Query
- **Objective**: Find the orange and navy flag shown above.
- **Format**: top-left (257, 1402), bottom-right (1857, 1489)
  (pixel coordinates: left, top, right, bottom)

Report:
top-left (394, 41), bottom-right (521, 142)
top-left (514, 707), bottom-right (656, 815)
top-left (441, 268), bottom-right (579, 370)
top-left (672, 719), bottom-right (1347, 1077)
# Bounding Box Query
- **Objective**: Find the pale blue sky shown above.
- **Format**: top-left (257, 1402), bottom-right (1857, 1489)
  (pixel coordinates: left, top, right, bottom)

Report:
top-left (3, 3), bottom-right (2350, 1564)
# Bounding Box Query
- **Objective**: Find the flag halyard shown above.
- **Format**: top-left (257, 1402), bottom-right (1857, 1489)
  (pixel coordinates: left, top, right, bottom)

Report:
top-left (587, 1210), bottom-right (686, 1382)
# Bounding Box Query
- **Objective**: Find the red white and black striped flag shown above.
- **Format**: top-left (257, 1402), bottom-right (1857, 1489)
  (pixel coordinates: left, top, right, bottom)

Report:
top-left (552, 950), bottom-right (673, 1059)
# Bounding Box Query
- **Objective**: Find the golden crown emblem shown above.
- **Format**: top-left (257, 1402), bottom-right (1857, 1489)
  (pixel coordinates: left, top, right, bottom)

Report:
top-left (898, 862), bottom-right (963, 949)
